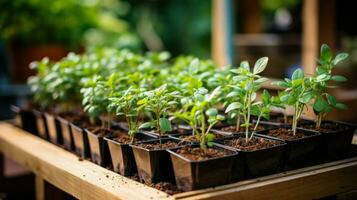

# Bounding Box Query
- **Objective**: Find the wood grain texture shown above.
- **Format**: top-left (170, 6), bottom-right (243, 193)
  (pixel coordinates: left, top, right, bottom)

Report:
top-left (0, 122), bottom-right (172, 200)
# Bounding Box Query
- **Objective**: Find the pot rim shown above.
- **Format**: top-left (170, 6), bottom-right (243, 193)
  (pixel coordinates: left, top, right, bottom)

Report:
top-left (130, 137), bottom-right (189, 152)
top-left (167, 143), bottom-right (238, 163)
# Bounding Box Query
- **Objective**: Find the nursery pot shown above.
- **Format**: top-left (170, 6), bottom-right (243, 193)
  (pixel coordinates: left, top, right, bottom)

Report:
top-left (218, 133), bottom-right (285, 181)
top-left (104, 132), bottom-right (155, 176)
top-left (167, 144), bottom-right (237, 192)
top-left (10, 105), bottom-right (38, 134)
top-left (308, 121), bottom-right (356, 160)
top-left (86, 128), bottom-right (113, 167)
top-left (32, 109), bottom-right (49, 139)
top-left (57, 116), bottom-right (74, 151)
top-left (70, 123), bottom-right (91, 158)
top-left (44, 113), bottom-right (63, 145)
top-left (130, 138), bottom-right (187, 183)
top-left (266, 127), bottom-right (320, 168)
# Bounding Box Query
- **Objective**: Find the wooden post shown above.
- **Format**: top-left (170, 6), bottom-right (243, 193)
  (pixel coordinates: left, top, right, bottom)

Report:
top-left (212, 0), bottom-right (234, 67)
top-left (35, 175), bottom-right (45, 200)
top-left (302, 0), bottom-right (319, 76)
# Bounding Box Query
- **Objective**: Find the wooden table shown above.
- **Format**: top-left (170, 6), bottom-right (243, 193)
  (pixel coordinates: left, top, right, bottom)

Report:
top-left (1, 122), bottom-right (357, 200)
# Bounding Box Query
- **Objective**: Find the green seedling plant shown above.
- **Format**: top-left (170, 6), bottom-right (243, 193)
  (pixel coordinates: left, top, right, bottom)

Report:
top-left (311, 44), bottom-right (348, 129)
top-left (137, 84), bottom-right (180, 144)
top-left (273, 69), bottom-right (314, 136)
top-left (175, 86), bottom-right (225, 152)
top-left (109, 87), bottom-right (144, 143)
top-left (225, 57), bottom-right (269, 143)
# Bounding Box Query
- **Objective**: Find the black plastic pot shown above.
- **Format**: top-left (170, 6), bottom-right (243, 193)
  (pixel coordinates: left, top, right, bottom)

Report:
top-left (10, 105), bottom-right (38, 134)
top-left (310, 121), bottom-right (356, 160)
top-left (167, 144), bottom-right (237, 192)
top-left (57, 116), bottom-right (74, 151)
top-left (217, 133), bottom-right (285, 181)
top-left (70, 123), bottom-right (91, 158)
top-left (32, 110), bottom-right (49, 139)
top-left (266, 127), bottom-right (320, 168)
top-left (44, 113), bottom-right (63, 145)
top-left (86, 128), bottom-right (113, 167)
top-left (130, 138), bottom-right (187, 183)
top-left (104, 132), bottom-right (155, 176)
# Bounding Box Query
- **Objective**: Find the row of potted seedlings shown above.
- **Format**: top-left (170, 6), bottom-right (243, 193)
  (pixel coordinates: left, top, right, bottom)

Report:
top-left (12, 45), bottom-right (356, 192)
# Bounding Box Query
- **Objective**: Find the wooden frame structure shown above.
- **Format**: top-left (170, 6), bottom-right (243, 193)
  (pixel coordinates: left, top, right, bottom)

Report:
top-left (1, 122), bottom-right (357, 200)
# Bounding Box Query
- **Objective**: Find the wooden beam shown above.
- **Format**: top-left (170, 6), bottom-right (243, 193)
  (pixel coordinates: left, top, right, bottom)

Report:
top-left (212, 0), bottom-right (234, 67)
top-left (0, 122), bottom-right (172, 200)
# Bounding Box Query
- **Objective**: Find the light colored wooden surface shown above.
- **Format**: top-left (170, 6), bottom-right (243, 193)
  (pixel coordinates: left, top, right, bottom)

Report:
top-left (0, 122), bottom-right (172, 200)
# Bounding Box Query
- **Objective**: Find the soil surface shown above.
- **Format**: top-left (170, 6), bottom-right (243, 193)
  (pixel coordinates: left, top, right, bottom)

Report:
top-left (87, 127), bottom-right (113, 137)
top-left (176, 146), bottom-right (232, 161)
top-left (301, 122), bottom-right (348, 133)
top-left (224, 137), bottom-right (282, 151)
top-left (145, 128), bottom-right (189, 136)
top-left (177, 133), bottom-right (224, 143)
top-left (219, 125), bottom-right (265, 132)
top-left (113, 132), bottom-right (137, 144)
top-left (136, 140), bottom-right (185, 150)
top-left (267, 128), bottom-right (308, 140)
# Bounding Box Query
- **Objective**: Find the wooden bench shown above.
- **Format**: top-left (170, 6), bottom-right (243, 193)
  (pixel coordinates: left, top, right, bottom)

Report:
top-left (0, 122), bottom-right (357, 200)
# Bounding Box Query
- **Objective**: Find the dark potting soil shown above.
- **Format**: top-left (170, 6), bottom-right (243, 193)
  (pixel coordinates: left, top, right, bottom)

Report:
top-left (113, 132), bottom-right (136, 144)
top-left (267, 128), bottom-right (307, 140)
top-left (224, 137), bottom-right (282, 151)
top-left (87, 127), bottom-right (113, 137)
top-left (301, 122), bottom-right (347, 133)
top-left (129, 174), bottom-right (182, 195)
top-left (148, 128), bottom-right (188, 135)
top-left (136, 140), bottom-right (185, 150)
top-left (178, 133), bottom-right (224, 143)
top-left (220, 125), bottom-right (265, 132)
top-left (270, 116), bottom-right (293, 124)
top-left (176, 146), bottom-right (232, 161)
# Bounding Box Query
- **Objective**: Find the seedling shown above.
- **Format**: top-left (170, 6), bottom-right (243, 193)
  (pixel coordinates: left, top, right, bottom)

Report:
top-left (109, 87), bottom-right (143, 143)
top-left (225, 57), bottom-right (269, 143)
top-left (273, 69), bottom-right (314, 135)
top-left (137, 84), bottom-right (179, 143)
top-left (175, 86), bottom-right (225, 151)
top-left (311, 44), bottom-right (348, 129)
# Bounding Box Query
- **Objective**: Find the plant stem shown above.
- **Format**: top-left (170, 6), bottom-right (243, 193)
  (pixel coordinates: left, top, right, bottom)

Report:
top-left (250, 113), bottom-right (262, 140)
top-left (200, 112), bottom-right (206, 152)
top-left (245, 92), bottom-right (251, 143)
top-left (316, 113), bottom-right (322, 129)
top-left (236, 113), bottom-right (241, 132)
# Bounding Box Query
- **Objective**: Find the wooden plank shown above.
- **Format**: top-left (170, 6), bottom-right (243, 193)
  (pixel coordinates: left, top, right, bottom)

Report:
top-left (0, 122), bottom-right (172, 200)
top-left (173, 157), bottom-right (357, 200)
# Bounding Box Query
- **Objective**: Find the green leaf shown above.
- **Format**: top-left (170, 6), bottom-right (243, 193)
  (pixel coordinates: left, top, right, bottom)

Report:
top-left (253, 57), bottom-right (268, 74)
top-left (225, 102), bottom-right (242, 113)
top-left (321, 44), bottom-right (332, 61)
top-left (255, 77), bottom-right (268, 84)
top-left (313, 97), bottom-right (329, 112)
top-left (205, 108), bottom-right (218, 116)
top-left (159, 118), bottom-right (172, 132)
top-left (299, 92), bottom-right (313, 104)
top-left (332, 53), bottom-right (348, 65)
top-left (226, 91), bottom-right (239, 98)
top-left (240, 61), bottom-right (249, 70)
top-left (292, 69), bottom-right (304, 80)
top-left (316, 74), bottom-right (331, 82)
top-left (261, 90), bottom-right (270, 105)
top-left (335, 102), bottom-right (347, 110)
top-left (272, 81), bottom-right (289, 88)
top-left (206, 133), bottom-right (215, 142)
top-left (331, 75), bottom-right (348, 82)
top-left (326, 94), bottom-right (337, 106)
top-left (139, 122), bottom-right (155, 130)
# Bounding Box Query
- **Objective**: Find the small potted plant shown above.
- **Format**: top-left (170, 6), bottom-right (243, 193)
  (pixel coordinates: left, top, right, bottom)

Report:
top-left (307, 44), bottom-right (356, 160)
top-left (105, 87), bottom-right (155, 176)
top-left (217, 58), bottom-right (286, 180)
top-left (130, 84), bottom-right (187, 183)
top-left (167, 86), bottom-right (238, 191)
top-left (270, 68), bottom-right (320, 167)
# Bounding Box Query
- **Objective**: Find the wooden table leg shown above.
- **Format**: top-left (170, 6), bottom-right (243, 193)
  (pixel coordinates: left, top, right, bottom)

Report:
top-left (35, 175), bottom-right (45, 200)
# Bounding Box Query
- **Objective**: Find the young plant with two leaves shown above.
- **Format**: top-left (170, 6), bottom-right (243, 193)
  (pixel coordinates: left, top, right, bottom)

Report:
top-left (311, 44), bottom-right (348, 129)
top-left (225, 57), bottom-right (269, 143)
